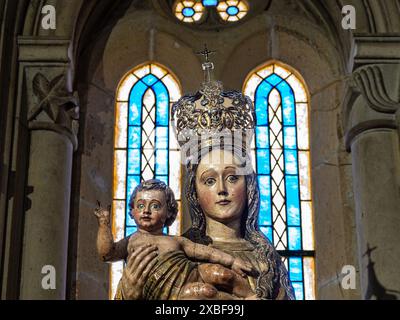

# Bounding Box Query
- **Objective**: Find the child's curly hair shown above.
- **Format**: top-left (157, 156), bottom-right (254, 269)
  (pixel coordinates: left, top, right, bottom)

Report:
top-left (128, 179), bottom-right (178, 227)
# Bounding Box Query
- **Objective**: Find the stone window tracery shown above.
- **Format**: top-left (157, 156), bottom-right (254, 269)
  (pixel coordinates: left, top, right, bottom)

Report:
top-left (112, 62), bottom-right (182, 298)
top-left (243, 62), bottom-right (315, 300)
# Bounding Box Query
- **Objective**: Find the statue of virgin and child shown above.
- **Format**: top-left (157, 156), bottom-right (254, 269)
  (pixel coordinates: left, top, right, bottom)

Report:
top-left (94, 51), bottom-right (295, 300)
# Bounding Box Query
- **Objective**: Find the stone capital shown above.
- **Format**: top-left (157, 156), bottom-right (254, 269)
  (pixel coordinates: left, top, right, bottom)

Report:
top-left (18, 37), bottom-right (72, 63)
top-left (344, 63), bottom-right (400, 151)
top-left (17, 37), bottom-right (79, 151)
top-left (351, 64), bottom-right (400, 114)
top-left (353, 35), bottom-right (400, 68)
top-left (28, 72), bottom-right (79, 150)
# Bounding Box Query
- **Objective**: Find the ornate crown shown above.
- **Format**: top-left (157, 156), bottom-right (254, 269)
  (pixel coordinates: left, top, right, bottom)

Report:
top-left (171, 45), bottom-right (255, 153)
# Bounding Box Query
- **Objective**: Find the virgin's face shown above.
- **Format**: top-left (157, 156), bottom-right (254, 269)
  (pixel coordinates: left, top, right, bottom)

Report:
top-left (195, 149), bottom-right (247, 224)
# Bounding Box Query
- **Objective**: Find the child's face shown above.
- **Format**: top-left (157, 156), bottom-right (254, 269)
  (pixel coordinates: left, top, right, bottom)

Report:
top-left (132, 190), bottom-right (168, 234)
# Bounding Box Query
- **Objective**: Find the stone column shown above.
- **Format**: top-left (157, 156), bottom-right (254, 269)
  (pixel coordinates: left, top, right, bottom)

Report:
top-left (345, 63), bottom-right (400, 299)
top-left (17, 38), bottom-right (79, 299)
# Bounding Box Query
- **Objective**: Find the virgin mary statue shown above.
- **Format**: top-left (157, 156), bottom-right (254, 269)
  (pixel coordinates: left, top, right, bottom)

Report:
top-left (116, 48), bottom-right (295, 300)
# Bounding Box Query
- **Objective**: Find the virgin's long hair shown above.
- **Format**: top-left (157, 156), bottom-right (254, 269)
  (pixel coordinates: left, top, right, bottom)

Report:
top-left (184, 147), bottom-right (295, 300)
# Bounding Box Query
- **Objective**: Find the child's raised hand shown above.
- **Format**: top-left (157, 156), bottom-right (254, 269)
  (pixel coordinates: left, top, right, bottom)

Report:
top-left (231, 258), bottom-right (257, 277)
top-left (94, 200), bottom-right (111, 225)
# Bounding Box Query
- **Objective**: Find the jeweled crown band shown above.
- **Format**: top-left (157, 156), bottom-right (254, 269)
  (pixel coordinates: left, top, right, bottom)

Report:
top-left (171, 89), bottom-right (255, 142)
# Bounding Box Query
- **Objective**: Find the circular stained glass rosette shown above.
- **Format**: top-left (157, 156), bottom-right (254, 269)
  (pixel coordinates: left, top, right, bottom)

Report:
top-left (174, 1), bottom-right (205, 23)
top-left (217, 0), bottom-right (248, 22)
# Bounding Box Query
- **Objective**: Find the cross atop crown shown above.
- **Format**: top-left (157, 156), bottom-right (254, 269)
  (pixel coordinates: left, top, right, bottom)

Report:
top-left (171, 45), bottom-right (255, 156)
top-left (196, 44), bottom-right (216, 83)
top-left (196, 44), bottom-right (216, 63)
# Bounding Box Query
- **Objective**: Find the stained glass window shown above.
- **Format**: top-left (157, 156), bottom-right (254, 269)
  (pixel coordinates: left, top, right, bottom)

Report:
top-left (243, 62), bottom-right (315, 300)
top-left (174, 1), bottom-right (205, 23)
top-left (217, 0), bottom-right (248, 21)
top-left (111, 63), bottom-right (182, 298)
top-left (173, 1), bottom-right (248, 23)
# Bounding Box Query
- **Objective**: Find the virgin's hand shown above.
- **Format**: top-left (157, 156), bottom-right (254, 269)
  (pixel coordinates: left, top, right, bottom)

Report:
top-left (232, 258), bottom-right (255, 277)
top-left (121, 244), bottom-right (158, 299)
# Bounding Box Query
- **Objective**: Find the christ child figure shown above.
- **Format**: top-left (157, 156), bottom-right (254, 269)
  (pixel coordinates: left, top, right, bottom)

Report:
top-left (94, 179), bottom-right (258, 299)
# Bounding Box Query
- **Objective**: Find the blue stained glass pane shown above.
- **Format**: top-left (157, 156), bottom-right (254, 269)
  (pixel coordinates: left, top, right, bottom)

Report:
top-left (126, 226), bottom-right (137, 237)
top-left (284, 127), bottom-right (297, 149)
top-left (129, 81), bottom-right (147, 125)
top-left (284, 149), bottom-right (298, 175)
top-left (289, 257), bottom-right (303, 281)
top-left (155, 149), bottom-right (168, 175)
top-left (126, 208), bottom-right (136, 227)
top-left (258, 176), bottom-right (271, 225)
top-left (128, 126), bottom-right (141, 149)
top-left (266, 74), bottom-right (283, 86)
top-left (126, 175), bottom-right (140, 204)
top-left (285, 175), bottom-right (300, 225)
top-left (153, 81), bottom-right (169, 126)
top-left (141, 74), bottom-right (159, 86)
top-left (256, 126), bottom-right (269, 149)
top-left (260, 226), bottom-right (273, 242)
top-left (182, 7), bottom-right (195, 17)
top-left (255, 81), bottom-right (272, 126)
top-left (155, 175), bottom-right (168, 185)
top-left (257, 149), bottom-right (270, 174)
top-left (259, 205), bottom-right (272, 226)
top-left (292, 282), bottom-right (304, 300)
top-left (287, 203), bottom-right (300, 226)
top-left (128, 149), bottom-right (141, 175)
top-left (202, 0), bottom-right (218, 6)
top-left (156, 127), bottom-right (168, 149)
top-left (277, 80), bottom-right (296, 126)
top-left (227, 6), bottom-right (239, 15)
top-left (288, 227), bottom-right (302, 250)
top-left (286, 175), bottom-right (300, 226)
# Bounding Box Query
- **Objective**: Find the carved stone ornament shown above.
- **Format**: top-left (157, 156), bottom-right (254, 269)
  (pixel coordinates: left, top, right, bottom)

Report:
top-left (29, 73), bottom-right (79, 149)
top-left (351, 64), bottom-right (400, 114)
